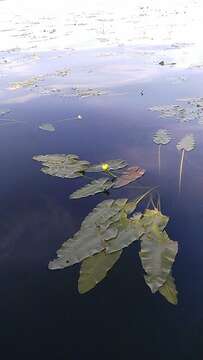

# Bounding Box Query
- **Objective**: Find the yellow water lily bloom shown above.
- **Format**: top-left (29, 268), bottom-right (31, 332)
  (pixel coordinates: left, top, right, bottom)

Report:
top-left (101, 163), bottom-right (110, 171)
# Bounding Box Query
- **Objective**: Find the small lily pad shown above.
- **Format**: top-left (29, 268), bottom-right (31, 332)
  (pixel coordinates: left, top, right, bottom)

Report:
top-left (39, 123), bottom-right (55, 132)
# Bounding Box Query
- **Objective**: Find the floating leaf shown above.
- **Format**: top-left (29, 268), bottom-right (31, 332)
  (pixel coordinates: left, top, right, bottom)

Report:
top-left (70, 177), bottom-right (114, 199)
top-left (159, 274), bottom-right (178, 305)
top-left (48, 197), bottom-right (147, 270)
top-left (139, 210), bottom-right (178, 293)
top-left (48, 199), bottom-right (129, 269)
top-left (39, 123), bottom-right (55, 132)
top-left (153, 129), bottom-right (171, 145)
top-left (113, 166), bottom-right (145, 188)
top-left (33, 154), bottom-right (90, 178)
top-left (78, 250), bottom-right (122, 294)
top-left (141, 209), bottom-right (169, 231)
top-left (87, 159), bottom-right (128, 173)
top-left (105, 212), bottom-right (144, 253)
top-left (176, 134), bottom-right (195, 152)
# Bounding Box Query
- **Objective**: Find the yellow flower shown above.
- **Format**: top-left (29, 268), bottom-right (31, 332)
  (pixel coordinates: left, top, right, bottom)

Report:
top-left (101, 163), bottom-right (110, 171)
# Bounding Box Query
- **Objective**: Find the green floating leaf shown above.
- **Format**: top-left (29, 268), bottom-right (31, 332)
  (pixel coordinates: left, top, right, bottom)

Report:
top-left (139, 210), bottom-right (178, 293)
top-left (141, 209), bottom-right (169, 231)
top-left (87, 159), bottom-right (128, 173)
top-left (113, 166), bottom-right (145, 188)
top-left (78, 250), bottom-right (122, 294)
top-left (105, 212), bottom-right (144, 253)
top-left (39, 123), bottom-right (55, 132)
top-left (159, 274), bottom-right (178, 305)
top-left (48, 196), bottom-right (147, 270)
top-left (48, 199), bottom-right (128, 270)
top-left (33, 154), bottom-right (90, 179)
top-left (153, 129), bottom-right (171, 145)
top-left (176, 134), bottom-right (195, 152)
top-left (70, 177), bottom-right (114, 199)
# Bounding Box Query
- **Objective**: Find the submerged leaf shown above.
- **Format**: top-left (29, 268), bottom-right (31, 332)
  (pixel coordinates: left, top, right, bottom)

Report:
top-left (87, 159), bottom-right (128, 173)
top-left (70, 177), bottom-right (114, 199)
top-left (33, 154), bottom-right (90, 178)
top-left (113, 166), bottom-right (145, 188)
top-left (153, 129), bottom-right (171, 145)
top-left (176, 134), bottom-right (195, 152)
top-left (78, 250), bottom-right (122, 294)
top-left (159, 274), bottom-right (178, 305)
top-left (39, 123), bottom-right (55, 132)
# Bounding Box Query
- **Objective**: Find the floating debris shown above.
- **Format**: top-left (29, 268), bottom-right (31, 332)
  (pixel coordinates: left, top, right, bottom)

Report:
top-left (9, 76), bottom-right (44, 90)
top-left (0, 109), bottom-right (11, 116)
top-left (55, 68), bottom-right (71, 77)
top-left (72, 87), bottom-right (107, 98)
top-left (150, 97), bottom-right (203, 123)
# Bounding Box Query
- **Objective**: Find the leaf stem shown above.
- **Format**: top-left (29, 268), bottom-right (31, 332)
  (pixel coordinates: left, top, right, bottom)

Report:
top-left (158, 144), bottom-right (161, 174)
top-left (179, 149), bottom-right (185, 193)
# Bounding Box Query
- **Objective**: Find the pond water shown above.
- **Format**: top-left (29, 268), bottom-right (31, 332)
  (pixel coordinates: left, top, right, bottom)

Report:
top-left (1, 45), bottom-right (203, 359)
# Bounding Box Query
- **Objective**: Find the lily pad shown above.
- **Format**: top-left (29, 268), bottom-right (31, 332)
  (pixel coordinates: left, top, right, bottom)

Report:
top-left (33, 154), bottom-right (90, 178)
top-left (39, 123), bottom-right (55, 132)
top-left (48, 199), bottom-right (129, 269)
top-left (105, 212), bottom-right (144, 253)
top-left (78, 250), bottom-right (122, 294)
top-left (87, 159), bottom-right (128, 173)
top-left (113, 166), bottom-right (145, 188)
top-left (141, 209), bottom-right (169, 232)
top-left (48, 197), bottom-right (144, 270)
top-left (139, 219), bottom-right (178, 293)
top-left (70, 177), bottom-right (114, 199)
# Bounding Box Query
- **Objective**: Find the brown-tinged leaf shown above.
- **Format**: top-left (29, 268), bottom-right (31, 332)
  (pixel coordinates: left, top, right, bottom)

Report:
top-left (113, 166), bottom-right (145, 188)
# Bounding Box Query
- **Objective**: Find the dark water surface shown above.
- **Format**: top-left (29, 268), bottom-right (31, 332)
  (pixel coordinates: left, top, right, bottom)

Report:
top-left (1, 46), bottom-right (203, 359)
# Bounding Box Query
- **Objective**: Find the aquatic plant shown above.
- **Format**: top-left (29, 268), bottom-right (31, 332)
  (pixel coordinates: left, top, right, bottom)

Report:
top-left (153, 129), bottom-right (171, 173)
top-left (48, 194), bottom-right (178, 304)
top-left (33, 153), bottom-right (178, 304)
top-left (33, 154), bottom-right (145, 199)
top-left (149, 97), bottom-right (203, 124)
top-left (176, 134), bottom-right (195, 193)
